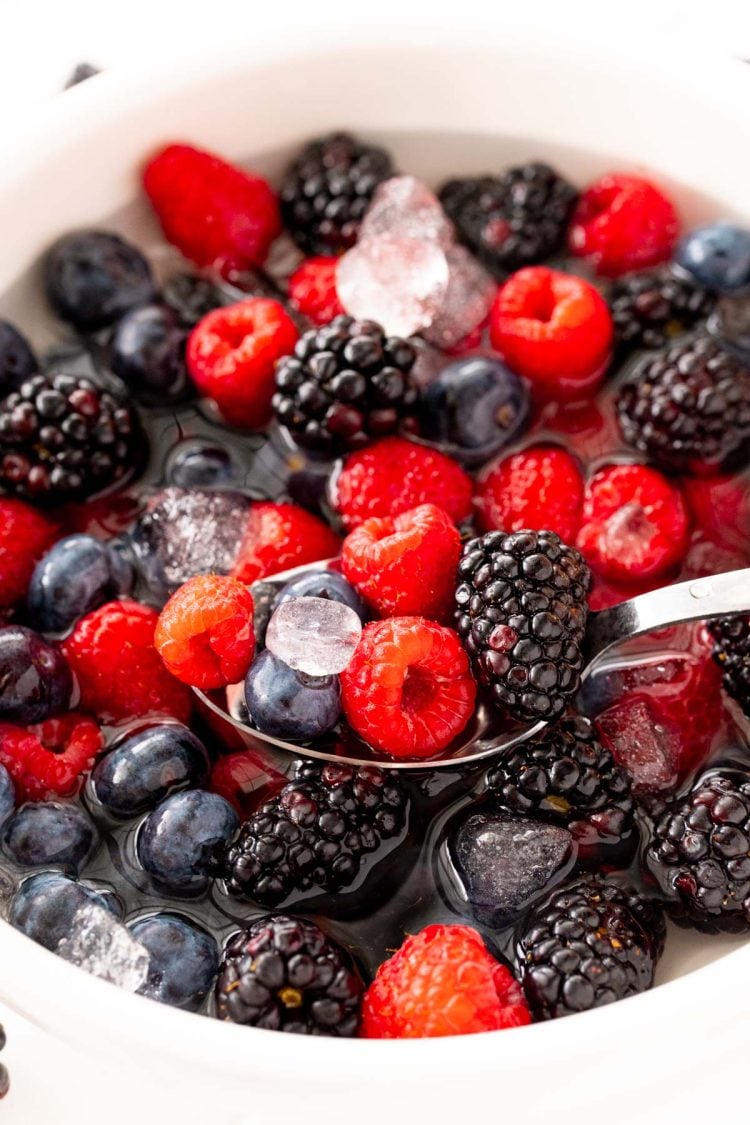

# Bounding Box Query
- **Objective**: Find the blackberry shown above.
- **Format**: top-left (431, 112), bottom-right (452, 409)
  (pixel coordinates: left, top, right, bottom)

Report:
top-left (708, 615), bottom-right (750, 717)
top-left (215, 914), bottom-right (363, 1035)
top-left (222, 760), bottom-right (410, 907)
top-left (0, 319), bottom-right (37, 394)
top-left (439, 163), bottom-right (578, 276)
top-left (455, 529), bottom-right (591, 722)
top-left (517, 875), bottom-right (664, 1020)
top-left (0, 372), bottom-right (141, 504)
top-left (609, 266), bottom-right (715, 355)
top-left (280, 132), bottom-right (395, 256)
top-left (486, 710), bottom-right (634, 846)
top-left (645, 767), bottom-right (750, 933)
top-left (161, 273), bottom-right (229, 327)
top-left (273, 315), bottom-right (418, 455)
top-left (615, 334), bottom-right (750, 473)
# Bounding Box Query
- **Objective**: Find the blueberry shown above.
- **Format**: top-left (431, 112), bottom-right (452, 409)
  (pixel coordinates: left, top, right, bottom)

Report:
top-left (0, 319), bottom-right (37, 394)
top-left (137, 790), bottom-right (238, 893)
top-left (129, 913), bottom-right (219, 1010)
top-left (166, 441), bottom-right (236, 489)
top-left (676, 221), bottom-right (750, 295)
top-left (244, 649), bottom-right (341, 740)
top-left (110, 303), bottom-right (190, 404)
top-left (0, 626), bottom-right (72, 723)
top-left (45, 230), bottom-right (156, 332)
top-left (3, 802), bottom-right (96, 873)
top-left (418, 356), bottom-right (530, 467)
top-left (91, 723), bottom-right (210, 819)
top-left (27, 534), bottom-right (133, 634)
top-left (9, 871), bottom-right (121, 950)
top-left (0, 766), bottom-right (15, 826)
top-left (274, 570), bottom-right (368, 623)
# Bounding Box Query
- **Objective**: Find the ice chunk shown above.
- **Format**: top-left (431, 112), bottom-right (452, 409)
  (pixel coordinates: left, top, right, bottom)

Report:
top-left (423, 245), bottom-right (496, 350)
top-left (336, 236), bottom-right (449, 337)
top-left (597, 697), bottom-right (679, 796)
top-left (56, 903), bottom-right (151, 992)
top-left (451, 812), bottom-right (575, 926)
top-left (265, 595), bottom-right (362, 676)
top-left (359, 176), bottom-right (454, 249)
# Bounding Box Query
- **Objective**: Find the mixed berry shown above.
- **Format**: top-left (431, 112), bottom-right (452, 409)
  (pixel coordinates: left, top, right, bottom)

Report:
top-left (0, 131), bottom-right (748, 1044)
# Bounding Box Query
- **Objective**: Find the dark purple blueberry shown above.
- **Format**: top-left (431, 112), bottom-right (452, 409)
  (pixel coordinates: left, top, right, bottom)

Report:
top-left (44, 230), bottom-right (156, 332)
top-left (165, 441), bottom-right (236, 489)
top-left (274, 569), bottom-right (368, 623)
top-left (27, 534), bottom-right (133, 634)
top-left (9, 871), bottom-right (122, 950)
top-left (129, 913), bottom-right (219, 1010)
top-left (676, 221), bottom-right (750, 294)
top-left (0, 625), bottom-right (72, 723)
top-left (91, 723), bottom-right (210, 819)
top-left (244, 650), bottom-right (341, 740)
top-left (0, 320), bottom-right (37, 394)
top-left (110, 303), bottom-right (190, 404)
top-left (137, 790), bottom-right (238, 894)
top-left (3, 802), bottom-right (96, 874)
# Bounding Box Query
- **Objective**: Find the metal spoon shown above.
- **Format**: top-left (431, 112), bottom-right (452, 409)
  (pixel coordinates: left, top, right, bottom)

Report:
top-left (193, 561), bottom-right (750, 771)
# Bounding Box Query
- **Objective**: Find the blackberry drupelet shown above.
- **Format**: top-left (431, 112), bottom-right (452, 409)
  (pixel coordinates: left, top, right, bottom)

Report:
top-left (455, 529), bottom-right (591, 722)
top-left (273, 315), bottom-right (418, 455)
top-left (280, 132), bottom-right (395, 256)
top-left (215, 914), bottom-right (363, 1035)
top-left (486, 710), bottom-right (634, 846)
top-left (0, 372), bottom-right (141, 504)
top-left (517, 875), bottom-right (664, 1020)
top-left (222, 760), bottom-right (409, 907)
top-left (615, 334), bottom-right (750, 473)
top-left (609, 265), bottom-right (715, 355)
top-left (439, 163), bottom-right (578, 276)
top-left (708, 615), bottom-right (750, 717)
top-left (645, 767), bottom-right (750, 933)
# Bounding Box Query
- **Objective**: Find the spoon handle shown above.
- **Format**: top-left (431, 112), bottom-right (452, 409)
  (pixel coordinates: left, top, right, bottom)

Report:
top-left (585, 567), bottom-right (750, 668)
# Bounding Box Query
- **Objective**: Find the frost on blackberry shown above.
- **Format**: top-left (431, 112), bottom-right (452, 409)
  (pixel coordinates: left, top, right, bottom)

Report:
top-left (265, 596), bottom-right (362, 676)
top-left (56, 903), bottom-right (151, 992)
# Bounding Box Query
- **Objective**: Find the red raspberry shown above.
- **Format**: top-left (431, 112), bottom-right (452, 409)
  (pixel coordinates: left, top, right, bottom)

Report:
top-left (232, 502), bottom-right (341, 585)
top-left (142, 143), bottom-right (281, 276)
top-left (0, 499), bottom-right (58, 611)
top-left (287, 257), bottom-right (344, 326)
top-left (683, 473), bottom-right (750, 554)
top-left (0, 712), bottom-right (102, 802)
top-left (361, 924), bottom-right (530, 1038)
top-left (341, 504), bottom-right (461, 620)
top-left (489, 266), bottom-right (613, 400)
top-left (155, 575), bottom-right (255, 690)
top-left (333, 437), bottom-right (473, 532)
top-left (475, 445), bottom-right (584, 542)
top-left (209, 750), bottom-right (285, 817)
top-left (61, 600), bottom-right (192, 725)
top-left (568, 173), bottom-right (679, 276)
top-left (186, 298), bottom-right (299, 429)
top-left (340, 617), bottom-right (476, 759)
top-left (576, 464), bottom-right (689, 584)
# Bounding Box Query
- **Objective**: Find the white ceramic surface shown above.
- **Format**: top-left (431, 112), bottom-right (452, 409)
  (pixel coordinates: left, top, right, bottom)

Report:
top-left (0, 27), bottom-right (749, 1124)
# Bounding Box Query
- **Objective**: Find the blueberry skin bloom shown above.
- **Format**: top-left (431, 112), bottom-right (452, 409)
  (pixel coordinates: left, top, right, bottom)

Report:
top-left (91, 723), bottom-right (210, 819)
top-left (0, 625), bottom-right (72, 723)
top-left (9, 871), bottom-right (121, 950)
top-left (244, 649), bottom-right (341, 740)
top-left (44, 229), bottom-right (156, 331)
top-left (3, 802), bottom-right (96, 874)
top-left (27, 534), bottom-right (133, 634)
top-left (137, 790), bottom-right (239, 894)
top-left (129, 913), bottom-right (219, 1010)
top-left (0, 766), bottom-right (15, 826)
top-left (274, 570), bottom-right (368, 624)
top-left (677, 221), bottom-right (750, 295)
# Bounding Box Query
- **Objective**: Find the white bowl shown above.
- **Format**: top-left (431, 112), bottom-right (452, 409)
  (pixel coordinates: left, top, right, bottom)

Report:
top-left (1, 26), bottom-right (749, 1125)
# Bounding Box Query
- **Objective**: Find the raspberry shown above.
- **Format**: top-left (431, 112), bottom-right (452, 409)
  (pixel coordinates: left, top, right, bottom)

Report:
top-left (142, 143), bottom-right (281, 276)
top-left (339, 617), bottom-right (476, 759)
top-left (186, 298), bottom-right (299, 429)
top-left (489, 267), bottom-right (613, 400)
top-left (361, 924), bottom-right (530, 1038)
top-left (475, 445), bottom-right (584, 542)
top-left (231, 502), bottom-right (341, 585)
top-left (568, 173), bottom-right (680, 276)
top-left (576, 463), bottom-right (690, 584)
top-left (332, 437), bottom-right (473, 532)
top-left (287, 257), bottom-right (344, 326)
top-left (155, 575), bottom-right (255, 689)
top-left (341, 503), bottom-right (461, 619)
top-left (61, 599), bottom-right (192, 725)
top-left (209, 749), bottom-right (285, 818)
top-left (0, 712), bottom-right (102, 801)
top-left (0, 499), bottom-right (58, 611)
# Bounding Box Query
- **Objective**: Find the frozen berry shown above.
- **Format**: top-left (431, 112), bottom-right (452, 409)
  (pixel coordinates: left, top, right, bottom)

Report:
top-left (44, 229), bottom-right (156, 331)
top-left (676, 221), bottom-right (750, 295)
top-left (274, 569), bottom-right (368, 624)
top-left (709, 615), bottom-right (750, 717)
top-left (609, 265), bottom-right (715, 355)
top-left (91, 723), bottom-right (210, 819)
top-left (244, 649), bottom-right (341, 740)
top-left (475, 445), bottom-right (584, 542)
top-left (110, 303), bottom-right (190, 404)
top-left (0, 626), bottom-right (72, 723)
top-left (288, 257), bottom-right (345, 325)
top-left (9, 871), bottom-right (121, 951)
top-left (0, 712), bottom-right (102, 802)
top-left (0, 320), bottom-right (37, 394)
top-left (568, 173), bottom-right (679, 276)
top-left (137, 789), bottom-right (238, 893)
top-left (231, 502), bottom-right (341, 586)
top-left (27, 534), bottom-right (133, 634)
top-left (3, 801), bottom-right (96, 874)
top-left (155, 574), bottom-right (255, 689)
top-left (0, 498), bottom-right (58, 611)
top-left (129, 913), bottom-right (219, 1011)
